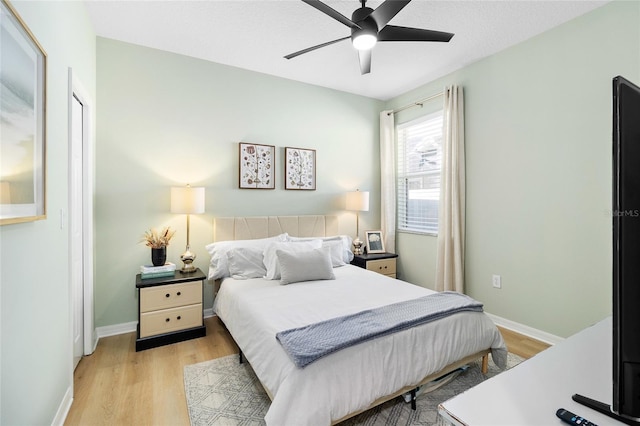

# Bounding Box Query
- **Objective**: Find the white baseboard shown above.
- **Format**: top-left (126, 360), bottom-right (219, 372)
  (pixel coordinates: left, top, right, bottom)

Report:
top-left (486, 312), bottom-right (564, 345)
top-left (95, 310), bottom-right (557, 348)
top-left (96, 321), bottom-right (137, 338)
top-left (51, 385), bottom-right (73, 426)
top-left (95, 310), bottom-right (556, 347)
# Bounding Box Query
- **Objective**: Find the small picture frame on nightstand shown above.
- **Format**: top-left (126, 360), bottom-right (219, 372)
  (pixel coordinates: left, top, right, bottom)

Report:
top-left (365, 230), bottom-right (385, 254)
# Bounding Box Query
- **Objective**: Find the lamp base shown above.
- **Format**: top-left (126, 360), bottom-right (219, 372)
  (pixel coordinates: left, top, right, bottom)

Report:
top-left (180, 245), bottom-right (197, 273)
top-left (353, 237), bottom-right (364, 255)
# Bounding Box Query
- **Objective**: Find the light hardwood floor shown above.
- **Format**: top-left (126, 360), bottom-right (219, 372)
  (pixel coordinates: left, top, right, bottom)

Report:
top-left (64, 317), bottom-right (550, 425)
top-left (64, 317), bottom-right (237, 425)
top-left (498, 326), bottom-right (551, 359)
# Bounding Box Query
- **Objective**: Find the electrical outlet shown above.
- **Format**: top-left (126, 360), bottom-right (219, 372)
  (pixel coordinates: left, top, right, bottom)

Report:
top-left (492, 274), bottom-right (502, 289)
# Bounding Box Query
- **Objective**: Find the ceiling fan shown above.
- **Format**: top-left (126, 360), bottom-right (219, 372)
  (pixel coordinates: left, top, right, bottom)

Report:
top-left (284, 0), bottom-right (454, 75)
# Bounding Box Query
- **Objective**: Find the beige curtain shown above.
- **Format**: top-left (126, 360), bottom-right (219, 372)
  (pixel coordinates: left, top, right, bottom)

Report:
top-left (379, 110), bottom-right (396, 253)
top-left (436, 86), bottom-right (465, 293)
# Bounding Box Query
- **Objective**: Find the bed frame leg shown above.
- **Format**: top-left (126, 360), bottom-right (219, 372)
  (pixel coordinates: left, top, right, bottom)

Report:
top-left (410, 388), bottom-right (417, 410)
top-left (239, 351), bottom-right (244, 364)
top-left (481, 354), bottom-right (489, 374)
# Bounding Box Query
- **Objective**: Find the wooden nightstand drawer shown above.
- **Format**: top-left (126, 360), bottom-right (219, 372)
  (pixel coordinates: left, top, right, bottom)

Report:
top-left (140, 281), bottom-right (201, 313)
top-left (139, 303), bottom-right (203, 338)
top-left (366, 258), bottom-right (396, 276)
top-left (351, 253), bottom-right (398, 279)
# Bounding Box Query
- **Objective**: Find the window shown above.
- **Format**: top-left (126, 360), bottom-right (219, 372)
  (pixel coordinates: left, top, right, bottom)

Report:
top-left (397, 111), bottom-right (443, 235)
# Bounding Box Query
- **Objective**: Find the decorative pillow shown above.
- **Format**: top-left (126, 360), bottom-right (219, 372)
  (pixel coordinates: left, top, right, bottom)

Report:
top-left (263, 240), bottom-right (322, 280)
top-left (227, 247), bottom-right (266, 279)
top-left (205, 233), bottom-right (288, 280)
top-left (288, 235), bottom-right (354, 263)
top-left (277, 247), bottom-right (335, 285)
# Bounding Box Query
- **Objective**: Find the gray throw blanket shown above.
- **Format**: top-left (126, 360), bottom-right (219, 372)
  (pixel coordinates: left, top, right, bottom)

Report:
top-left (276, 291), bottom-right (484, 368)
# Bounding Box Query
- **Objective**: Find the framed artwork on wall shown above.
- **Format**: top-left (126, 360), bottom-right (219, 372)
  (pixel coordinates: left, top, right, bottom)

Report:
top-left (239, 142), bottom-right (275, 189)
top-left (0, 0), bottom-right (47, 225)
top-left (285, 147), bottom-right (316, 190)
top-left (365, 230), bottom-right (385, 254)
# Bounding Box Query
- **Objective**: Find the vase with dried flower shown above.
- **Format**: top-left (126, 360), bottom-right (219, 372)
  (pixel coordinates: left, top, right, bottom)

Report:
top-left (141, 227), bottom-right (176, 266)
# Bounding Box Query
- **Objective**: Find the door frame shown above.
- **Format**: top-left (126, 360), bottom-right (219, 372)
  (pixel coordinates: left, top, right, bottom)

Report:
top-left (68, 68), bottom-right (96, 361)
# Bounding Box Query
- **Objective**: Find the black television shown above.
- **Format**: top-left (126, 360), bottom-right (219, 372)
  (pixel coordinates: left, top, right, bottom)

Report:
top-left (612, 75), bottom-right (640, 423)
top-left (574, 76), bottom-right (640, 425)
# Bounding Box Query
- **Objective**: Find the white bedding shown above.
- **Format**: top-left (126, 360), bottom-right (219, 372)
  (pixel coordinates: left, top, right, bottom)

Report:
top-left (213, 265), bottom-right (506, 425)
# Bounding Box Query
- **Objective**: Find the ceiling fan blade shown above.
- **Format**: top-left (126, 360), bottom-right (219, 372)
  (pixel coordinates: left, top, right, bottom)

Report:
top-left (358, 49), bottom-right (371, 75)
top-left (284, 36), bottom-right (351, 60)
top-left (378, 25), bottom-right (454, 42)
top-left (369, 0), bottom-right (411, 30)
top-left (301, 0), bottom-right (361, 29)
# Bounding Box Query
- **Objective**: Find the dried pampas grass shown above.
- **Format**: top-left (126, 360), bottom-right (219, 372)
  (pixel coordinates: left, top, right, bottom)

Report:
top-left (141, 226), bottom-right (176, 248)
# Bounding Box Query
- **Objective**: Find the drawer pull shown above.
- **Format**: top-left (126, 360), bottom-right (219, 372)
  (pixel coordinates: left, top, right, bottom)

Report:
top-left (177, 316), bottom-right (182, 320)
top-left (177, 292), bottom-right (181, 296)
top-left (165, 318), bottom-right (170, 322)
top-left (165, 294), bottom-right (170, 298)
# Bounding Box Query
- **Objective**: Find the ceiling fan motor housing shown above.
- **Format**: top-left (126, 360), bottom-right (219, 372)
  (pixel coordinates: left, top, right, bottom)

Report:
top-left (351, 7), bottom-right (378, 41)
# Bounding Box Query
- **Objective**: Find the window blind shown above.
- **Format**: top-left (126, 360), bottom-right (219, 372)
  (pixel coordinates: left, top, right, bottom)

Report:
top-left (397, 111), bottom-right (443, 234)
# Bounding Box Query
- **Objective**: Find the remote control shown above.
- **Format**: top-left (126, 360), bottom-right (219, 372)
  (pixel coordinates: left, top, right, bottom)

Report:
top-left (556, 408), bottom-right (598, 426)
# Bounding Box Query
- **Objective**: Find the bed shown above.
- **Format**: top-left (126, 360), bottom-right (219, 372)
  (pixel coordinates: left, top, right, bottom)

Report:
top-left (209, 215), bottom-right (507, 425)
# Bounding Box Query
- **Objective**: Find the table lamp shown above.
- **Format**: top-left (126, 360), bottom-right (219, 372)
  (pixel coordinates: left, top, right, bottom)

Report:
top-left (171, 185), bottom-right (205, 273)
top-left (346, 189), bottom-right (369, 255)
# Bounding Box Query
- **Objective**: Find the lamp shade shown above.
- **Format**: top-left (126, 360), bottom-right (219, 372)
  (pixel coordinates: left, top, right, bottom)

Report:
top-left (171, 186), bottom-right (205, 214)
top-left (0, 181), bottom-right (11, 204)
top-left (346, 190), bottom-right (370, 212)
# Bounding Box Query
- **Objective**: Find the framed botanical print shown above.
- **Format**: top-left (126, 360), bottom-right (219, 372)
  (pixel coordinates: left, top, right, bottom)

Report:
top-left (285, 147), bottom-right (316, 190)
top-left (0, 0), bottom-right (47, 225)
top-left (365, 230), bottom-right (385, 254)
top-left (239, 142), bottom-right (275, 189)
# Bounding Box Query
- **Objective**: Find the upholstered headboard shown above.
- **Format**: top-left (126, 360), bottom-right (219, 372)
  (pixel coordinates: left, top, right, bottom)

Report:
top-left (213, 215), bottom-right (347, 242)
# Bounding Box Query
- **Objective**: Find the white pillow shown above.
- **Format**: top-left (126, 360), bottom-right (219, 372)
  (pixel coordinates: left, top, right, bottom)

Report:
top-left (277, 247), bottom-right (335, 285)
top-left (288, 235), bottom-right (354, 263)
top-left (263, 240), bottom-right (322, 280)
top-left (205, 233), bottom-right (288, 280)
top-left (323, 240), bottom-right (345, 267)
top-left (227, 247), bottom-right (266, 279)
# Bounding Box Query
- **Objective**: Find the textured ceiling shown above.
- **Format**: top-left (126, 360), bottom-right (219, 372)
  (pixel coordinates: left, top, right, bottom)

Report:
top-left (85, 0), bottom-right (609, 100)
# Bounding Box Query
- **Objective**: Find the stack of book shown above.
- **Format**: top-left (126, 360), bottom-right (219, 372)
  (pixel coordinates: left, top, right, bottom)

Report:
top-left (140, 262), bottom-right (176, 279)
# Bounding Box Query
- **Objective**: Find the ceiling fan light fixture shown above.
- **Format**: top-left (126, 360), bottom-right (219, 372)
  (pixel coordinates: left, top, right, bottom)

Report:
top-left (352, 33), bottom-right (377, 50)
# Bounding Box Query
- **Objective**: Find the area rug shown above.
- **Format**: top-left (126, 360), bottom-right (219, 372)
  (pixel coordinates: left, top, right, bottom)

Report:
top-left (184, 352), bottom-right (523, 426)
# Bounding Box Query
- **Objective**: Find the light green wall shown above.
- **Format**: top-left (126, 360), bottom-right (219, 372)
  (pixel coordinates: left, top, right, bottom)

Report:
top-left (387, 0), bottom-right (640, 338)
top-left (0, 1), bottom-right (96, 424)
top-left (95, 38), bottom-right (383, 327)
top-left (2, 4), bottom-right (635, 421)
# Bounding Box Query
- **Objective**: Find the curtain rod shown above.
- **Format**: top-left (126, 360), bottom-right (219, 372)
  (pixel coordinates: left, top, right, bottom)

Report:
top-left (386, 91), bottom-right (444, 116)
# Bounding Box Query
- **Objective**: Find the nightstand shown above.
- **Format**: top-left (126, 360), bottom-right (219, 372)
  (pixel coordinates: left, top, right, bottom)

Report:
top-left (351, 252), bottom-right (398, 278)
top-left (135, 268), bottom-right (206, 351)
